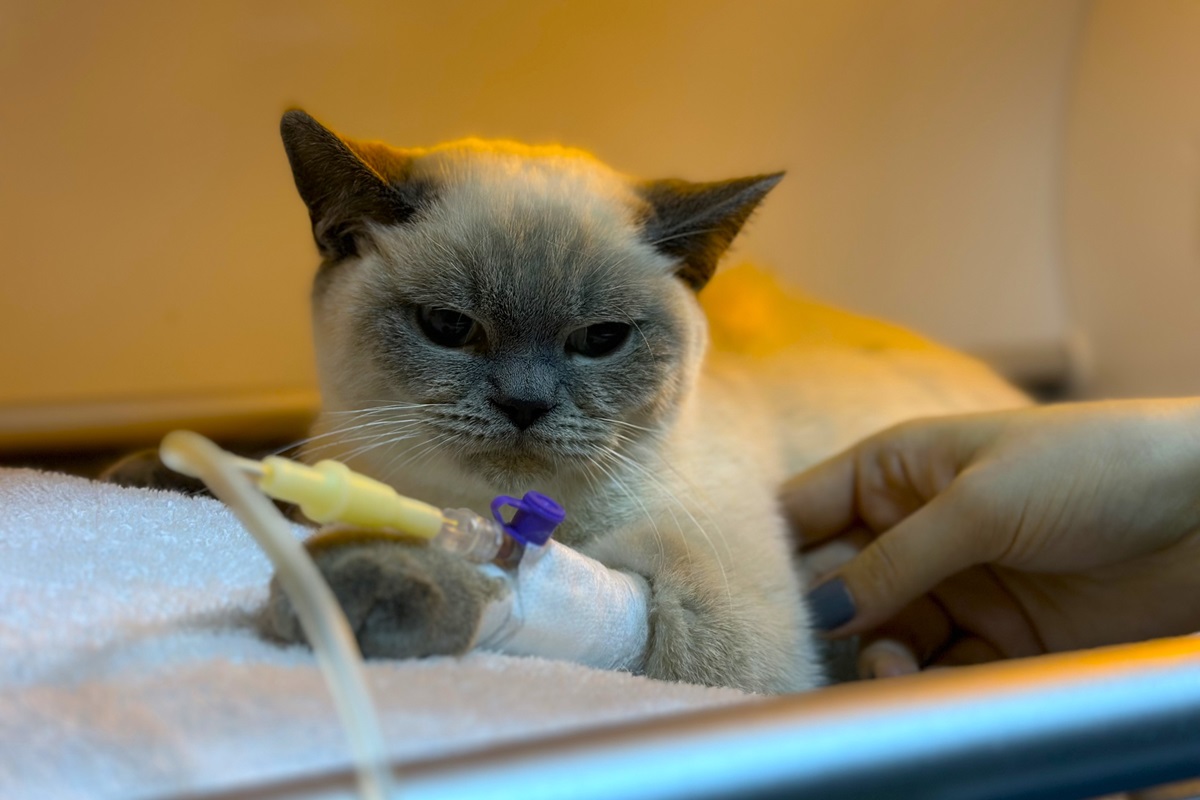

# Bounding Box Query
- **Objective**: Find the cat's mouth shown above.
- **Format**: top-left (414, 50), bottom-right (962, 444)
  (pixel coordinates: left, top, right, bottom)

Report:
top-left (448, 430), bottom-right (588, 484)
top-left (462, 435), bottom-right (556, 469)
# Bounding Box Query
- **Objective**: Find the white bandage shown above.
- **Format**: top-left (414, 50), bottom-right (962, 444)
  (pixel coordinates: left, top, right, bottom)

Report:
top-left (473, 541), bottom-right (650, 671)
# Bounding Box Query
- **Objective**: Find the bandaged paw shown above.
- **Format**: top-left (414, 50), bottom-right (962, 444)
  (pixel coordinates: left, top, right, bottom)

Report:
top-left (473, 541), bottom-right (651, 672)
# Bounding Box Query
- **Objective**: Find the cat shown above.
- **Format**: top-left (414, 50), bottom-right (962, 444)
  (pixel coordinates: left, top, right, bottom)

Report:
top-left (259, 110), bottom-right (1028, 694)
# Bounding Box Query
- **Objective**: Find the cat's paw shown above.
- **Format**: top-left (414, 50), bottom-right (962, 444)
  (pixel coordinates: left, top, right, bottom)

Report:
top-left (262, 536), bottom-right (505, 659)
top-left (100, 448), bottom-right (209, 494)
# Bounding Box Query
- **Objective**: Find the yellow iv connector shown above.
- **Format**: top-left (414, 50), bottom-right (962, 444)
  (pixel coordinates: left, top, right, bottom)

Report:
top-left (236, 454), bottom-right (445, 538)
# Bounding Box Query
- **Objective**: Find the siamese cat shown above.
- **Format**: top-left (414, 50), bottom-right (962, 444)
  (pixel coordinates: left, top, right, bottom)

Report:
top-left (257, 111), bottom-right (1026, 694)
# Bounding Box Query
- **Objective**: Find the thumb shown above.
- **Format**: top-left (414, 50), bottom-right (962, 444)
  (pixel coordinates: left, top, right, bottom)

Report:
top-left (807, 483), bottom-right (993, 634)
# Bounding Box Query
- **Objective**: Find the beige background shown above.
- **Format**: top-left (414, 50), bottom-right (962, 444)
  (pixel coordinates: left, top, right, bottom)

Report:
top-left (2, 0), bottom-right (1197, 448)
top-left (1064, 1), bottom-right (1200, 398)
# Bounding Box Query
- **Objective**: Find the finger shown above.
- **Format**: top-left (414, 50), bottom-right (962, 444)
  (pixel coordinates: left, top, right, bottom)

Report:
top-left (780, 446), bottom-right (861, 547)
top-left (801, 526), bottom-right (874, 581)
top-left (858, 592), bottom-right (955, 671)
top-left (931, 568), bottom-right (1046, 658)
top-left (929, 636), bottom-right (1003, 668)
top-left (858, 639), bottom-right (919, 679)
top-left (782, 414), bottom-right (988, 547)
top-left (850, 416), bottom-right (1000, 534)
top-left (816, 485), bottom-right (995, 634)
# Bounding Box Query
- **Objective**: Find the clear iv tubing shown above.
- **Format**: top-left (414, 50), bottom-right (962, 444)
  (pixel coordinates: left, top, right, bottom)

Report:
top-left (159, 431), bottom-right (394, 800)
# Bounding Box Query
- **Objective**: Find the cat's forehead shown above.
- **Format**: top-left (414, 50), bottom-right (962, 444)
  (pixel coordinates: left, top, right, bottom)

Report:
top-left (405, 140), bottom-right (641, 219)
top-left (367, 141), bottom-right (673, 312)
top-left (404, 139), bottom-right (619, 178)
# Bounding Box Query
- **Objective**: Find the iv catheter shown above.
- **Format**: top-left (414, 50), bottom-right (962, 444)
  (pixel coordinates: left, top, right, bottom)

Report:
top-left (217, 451), bottom-right (565, 565)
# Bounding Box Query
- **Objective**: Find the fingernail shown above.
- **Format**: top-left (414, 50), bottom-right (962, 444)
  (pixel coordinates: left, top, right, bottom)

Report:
top-left (858, 639), bottom-right (920, 679)
top-left (805, 577), bottom-right (856, 631)
top-left (873, 654), bottom-right (918, 679)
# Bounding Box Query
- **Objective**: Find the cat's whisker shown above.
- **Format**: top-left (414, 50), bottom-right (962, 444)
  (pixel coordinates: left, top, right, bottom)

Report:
top-left (310, 410), bottom-right (424, 427)
top-left (644, 226), bottom-right (721, 248)
top-left (381, 430), bottom-right (463, 482)
top-left (592, 444), bottom-right (693, 570)
top-left (277, 407), bottom-right (424, 438)
top-left (270, 413), bottom-right (427, 456)
top-left (308, 415), bottom-right (426, 439)
top-left (294, 419), bottom-right (427, 460)
top-left (321, 402), bottom-right (447, 415)
top-left (300, 431), bottom-right (422, 463)
top-left (313, 414), bottom-right (427, 435)
top-left (376, 419), bottom-right (484, 482)
top-left (575, 456), bottom-right (605, 510)
top-left (625, 316), bottom-right (658, 366)
top-left (594, 416), bottom-right (657, 435)
top-left (605, 429), bottom-right (733, 567)
top-left (582, 452), bottom-right (668, 570)
top-left (595, 443), bottom-right (734, 611)
top-left (328, 425), bottom-right (431, 466)
top-left (608, 429), bottom-right (731, 559)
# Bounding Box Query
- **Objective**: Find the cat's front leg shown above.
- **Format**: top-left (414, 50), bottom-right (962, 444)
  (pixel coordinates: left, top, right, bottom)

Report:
top-left (583, 518), bottom-right (820, 694)
top-left (643, 563), bottom-right (814, 693)
top-left (262, 535), bottom-right (505, 658)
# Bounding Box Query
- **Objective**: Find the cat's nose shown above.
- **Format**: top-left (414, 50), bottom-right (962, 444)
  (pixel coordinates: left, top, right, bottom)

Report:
top-left (490, 395), bottom-right (556, 431)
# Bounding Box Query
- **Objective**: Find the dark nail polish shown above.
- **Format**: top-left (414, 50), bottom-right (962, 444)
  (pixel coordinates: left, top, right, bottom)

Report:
top-left (806, 577), bottom-right (856, 631)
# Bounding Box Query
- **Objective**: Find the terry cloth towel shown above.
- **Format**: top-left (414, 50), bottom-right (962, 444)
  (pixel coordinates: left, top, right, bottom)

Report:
top-left (0, 468), bottom-right (749, 800)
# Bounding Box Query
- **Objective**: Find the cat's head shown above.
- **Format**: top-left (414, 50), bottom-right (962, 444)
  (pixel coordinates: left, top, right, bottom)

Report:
top-left (281, 110), bottom-right (780, 494)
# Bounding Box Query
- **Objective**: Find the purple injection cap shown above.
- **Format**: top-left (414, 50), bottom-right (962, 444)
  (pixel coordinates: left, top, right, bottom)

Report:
top-left (490, 491), bottom-right (566, 547)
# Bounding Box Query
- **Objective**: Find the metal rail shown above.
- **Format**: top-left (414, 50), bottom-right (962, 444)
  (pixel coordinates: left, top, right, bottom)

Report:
top-left (177, 636), bottom-right (1200, 800)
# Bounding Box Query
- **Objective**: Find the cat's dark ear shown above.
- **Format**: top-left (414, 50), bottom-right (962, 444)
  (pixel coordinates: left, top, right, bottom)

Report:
top-left (280, 109), bottom-right (424, 261)
top-left (638, 173), bottom-right (783, 290)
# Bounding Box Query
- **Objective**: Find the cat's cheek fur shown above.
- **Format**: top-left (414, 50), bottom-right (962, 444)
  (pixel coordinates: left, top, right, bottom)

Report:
top-left (311, 266), bottom-right (385, 408)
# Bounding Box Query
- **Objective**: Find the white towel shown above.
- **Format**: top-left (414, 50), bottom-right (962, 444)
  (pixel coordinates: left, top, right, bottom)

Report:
top-left (0, 468), bottom-right (748, 800)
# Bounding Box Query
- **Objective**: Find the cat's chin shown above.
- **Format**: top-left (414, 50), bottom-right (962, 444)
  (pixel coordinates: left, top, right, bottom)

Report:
top-left (452, 441), bottom-right (571, 493)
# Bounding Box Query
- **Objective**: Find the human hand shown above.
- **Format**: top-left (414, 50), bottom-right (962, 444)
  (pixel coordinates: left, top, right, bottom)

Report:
top-left (781, 400), bottom-right (1200, 678)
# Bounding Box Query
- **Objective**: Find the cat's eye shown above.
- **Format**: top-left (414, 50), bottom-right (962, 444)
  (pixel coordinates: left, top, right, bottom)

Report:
top-left (566, 322), bottom-right (632, 358)
top-left (417, 307), bottom-right (481, 348)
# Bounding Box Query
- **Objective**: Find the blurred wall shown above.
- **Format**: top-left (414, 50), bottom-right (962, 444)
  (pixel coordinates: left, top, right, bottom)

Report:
top-left (1064, 0), bottom-right (1200, 398)
top-left (0, 1), bottom-right (1088, 447)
